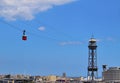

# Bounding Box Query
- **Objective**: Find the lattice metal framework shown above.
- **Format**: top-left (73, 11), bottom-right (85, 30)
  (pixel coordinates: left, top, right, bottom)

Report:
top-left (88, 37), bottom-right (98, 81)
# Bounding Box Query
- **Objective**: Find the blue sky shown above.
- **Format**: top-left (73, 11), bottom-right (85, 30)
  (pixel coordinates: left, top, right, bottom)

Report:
top-left (0, 0), bottom-right (120, 77)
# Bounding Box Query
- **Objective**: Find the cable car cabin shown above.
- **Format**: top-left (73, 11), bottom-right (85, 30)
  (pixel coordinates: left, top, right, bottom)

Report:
top-left (22, 35), bottom-right (27, 40)
top-left (22, 30), bottom-right (27, 41)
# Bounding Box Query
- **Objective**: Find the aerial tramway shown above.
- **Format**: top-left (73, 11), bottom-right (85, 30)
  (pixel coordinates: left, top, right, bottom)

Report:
top-left (22, 30), bottom-right (27, 41)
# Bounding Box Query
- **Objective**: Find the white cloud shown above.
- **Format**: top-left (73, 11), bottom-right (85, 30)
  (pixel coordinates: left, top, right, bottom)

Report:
top-left (38, 26), bottom-right (45, 31)
top-left (95, 39), bottom-right (101, 42)
top-left (0, 0), bottom-right (75, 21)
top-left (94, 37), bottom-right (116, 43)
top-left (106, 37), bottom-right (115, 41)
top-left (59, 41), bottom-right (83, 46)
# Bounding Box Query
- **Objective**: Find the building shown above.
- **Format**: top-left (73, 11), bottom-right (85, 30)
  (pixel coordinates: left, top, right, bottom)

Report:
top-left (46, 75), bottom-right (57, 82)
top-left (102, 67), bottom-right (120, 83)
top-left (0, 78), bottom-right (33, 83)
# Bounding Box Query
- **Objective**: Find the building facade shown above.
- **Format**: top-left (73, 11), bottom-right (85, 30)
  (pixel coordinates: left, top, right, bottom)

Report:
top-left (102, 67), bottom-right (120, 83)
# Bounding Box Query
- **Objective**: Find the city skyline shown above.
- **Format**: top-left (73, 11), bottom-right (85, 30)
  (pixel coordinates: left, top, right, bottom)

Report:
top-left (0, 0), bottom-right (120, 77)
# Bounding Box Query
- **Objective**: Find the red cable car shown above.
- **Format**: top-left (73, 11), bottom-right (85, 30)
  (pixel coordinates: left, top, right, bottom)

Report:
top-left (22, 30), bottom-right (27, 41)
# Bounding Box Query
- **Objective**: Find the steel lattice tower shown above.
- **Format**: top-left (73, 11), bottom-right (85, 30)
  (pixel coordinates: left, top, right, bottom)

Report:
top-left (88, 37), bottom-right (98, 81)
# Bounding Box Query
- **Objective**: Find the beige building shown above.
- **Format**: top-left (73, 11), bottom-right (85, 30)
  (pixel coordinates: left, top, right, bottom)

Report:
top-left (46, 75), bottom-right (57, 82)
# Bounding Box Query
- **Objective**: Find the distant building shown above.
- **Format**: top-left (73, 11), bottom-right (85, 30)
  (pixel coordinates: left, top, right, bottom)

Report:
top-left (62, 73), bottom-right (66, 78)
top-left (0, 78), bottom-right (33, 83)
top-left (46, 75), bottom-right (57, 82)
top-left (102, 67), bottom-right (120, 83)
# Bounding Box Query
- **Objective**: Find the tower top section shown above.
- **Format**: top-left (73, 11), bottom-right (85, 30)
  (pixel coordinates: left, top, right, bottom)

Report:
top-left (88, 37), bottom-right (97, 50)
top-left (89, 38), bottom-right (96, 42)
